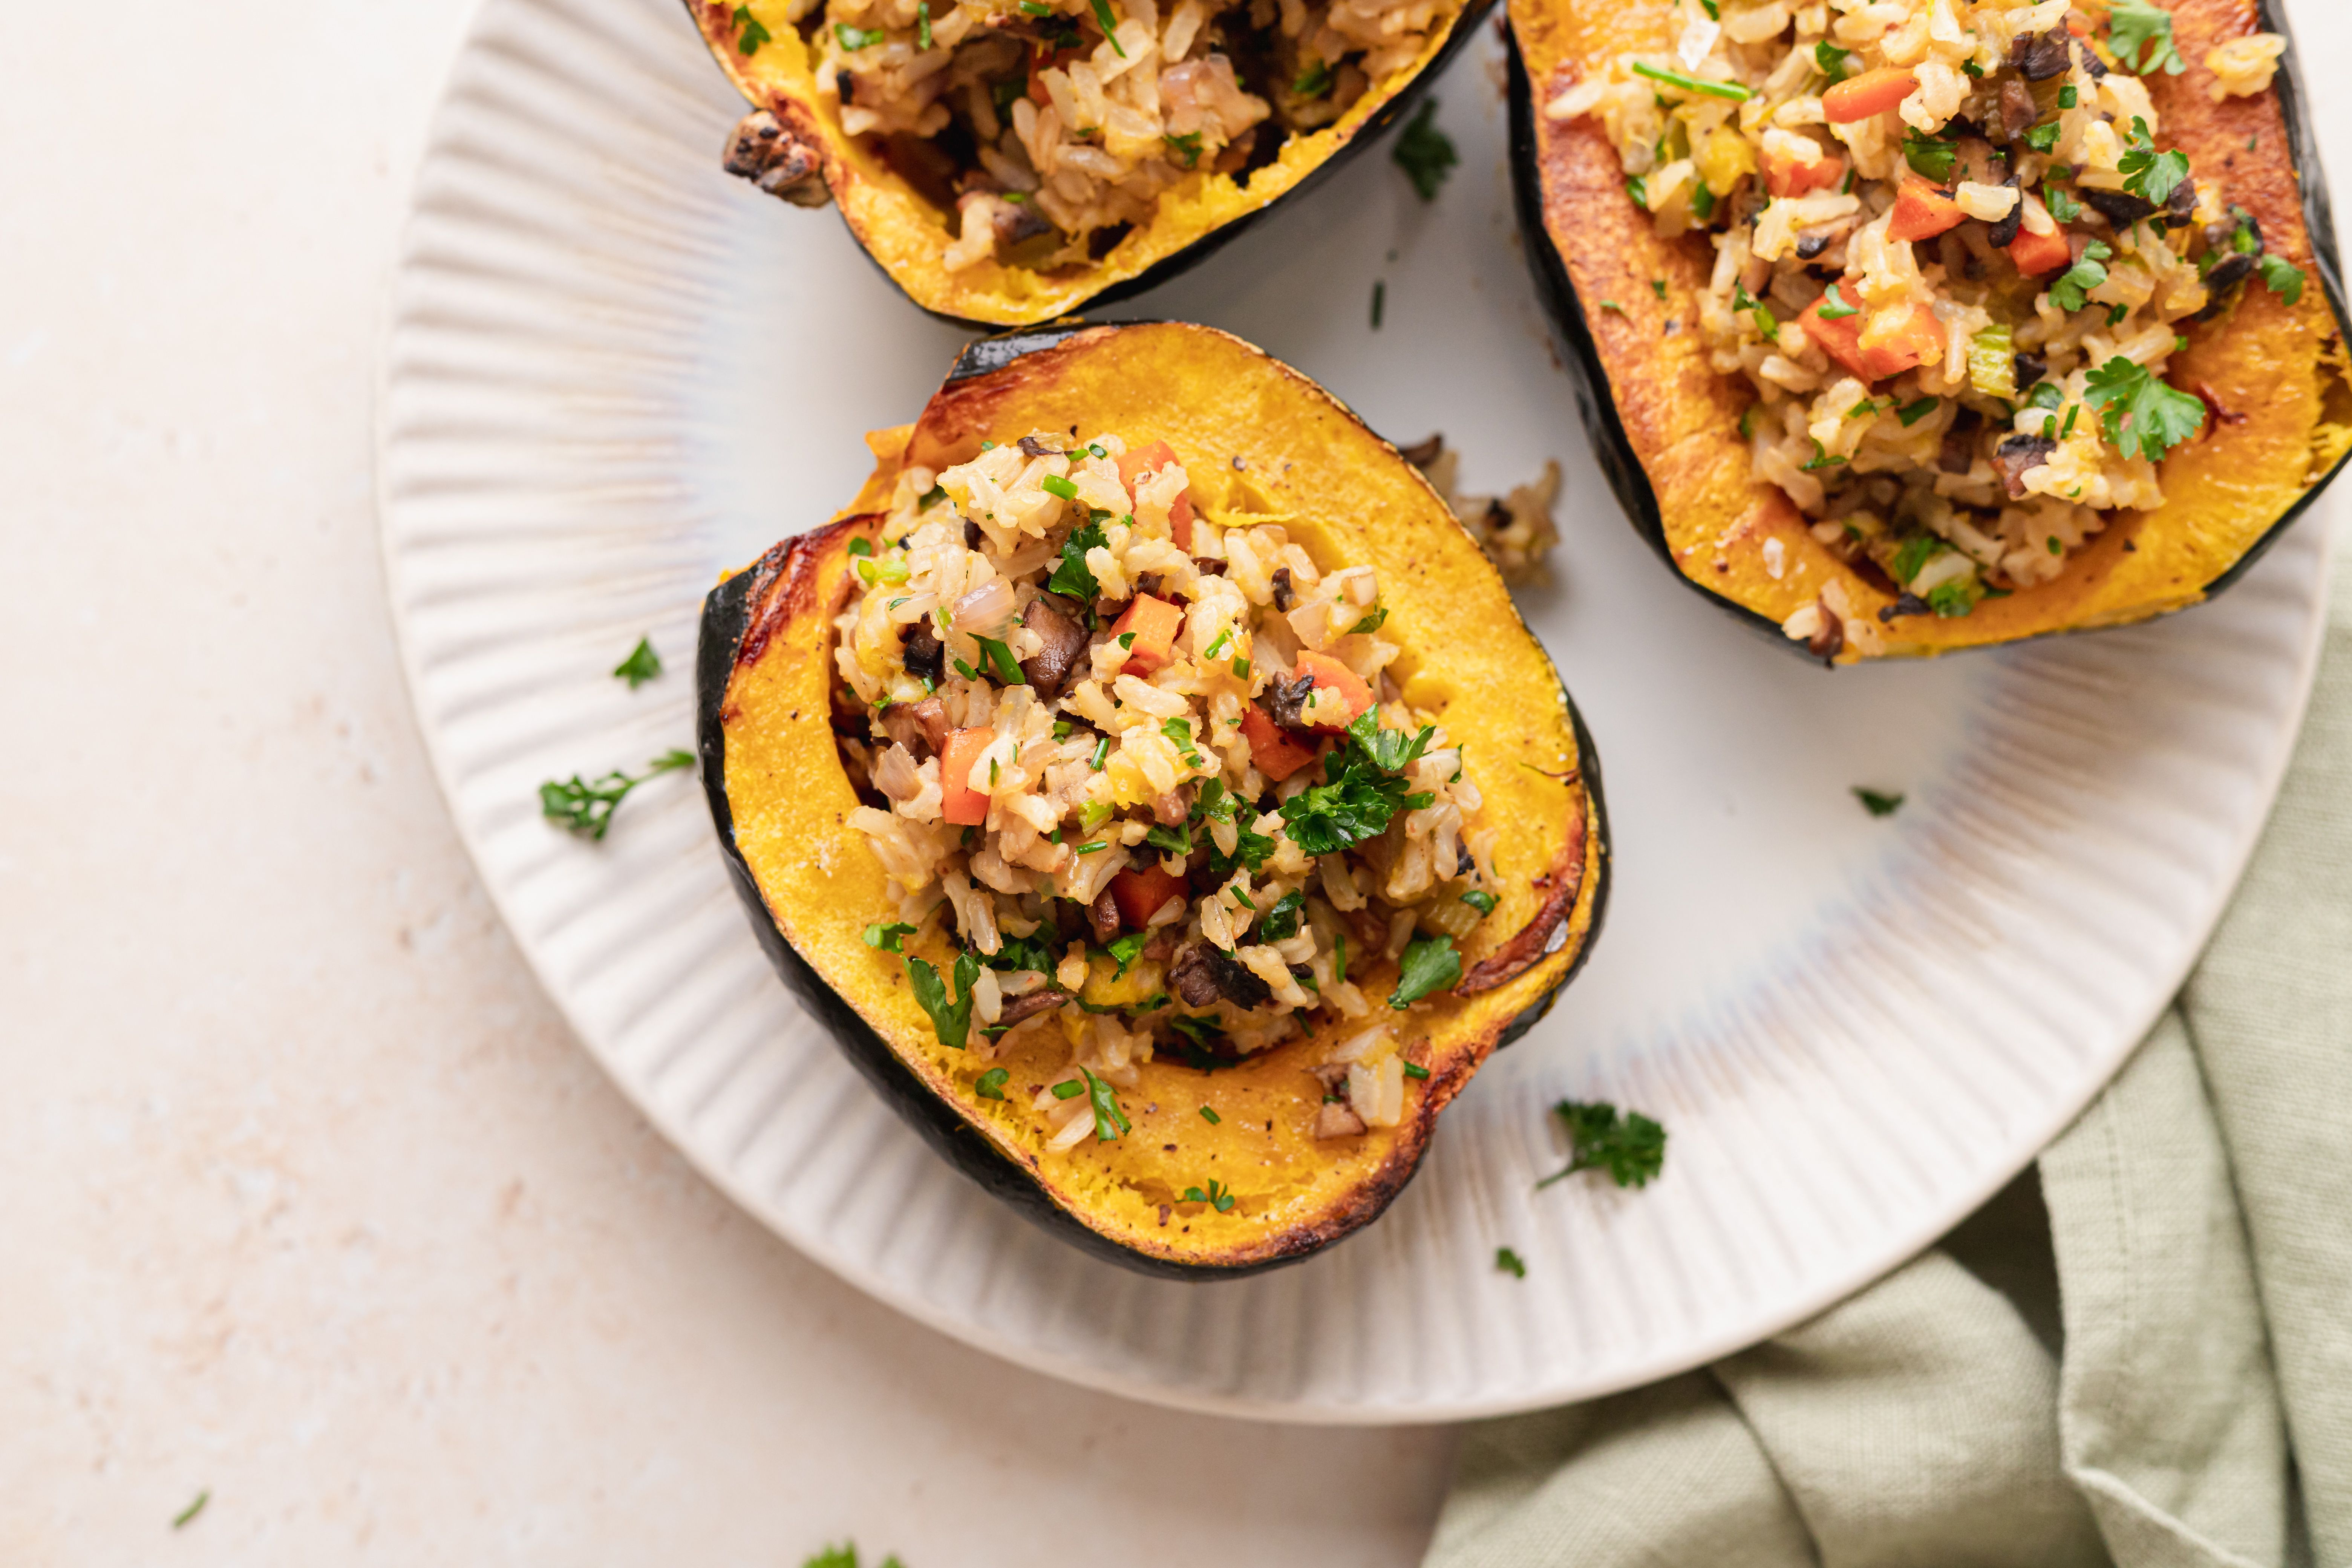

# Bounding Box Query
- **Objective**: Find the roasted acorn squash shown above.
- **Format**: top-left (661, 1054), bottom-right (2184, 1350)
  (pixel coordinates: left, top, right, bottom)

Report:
top-left (1505, 0), bottom-right (2352, 660)
top-left (696, 321), bottom-right (1608, 1274)
top-left (687, 0), bottom-right (1491, 327)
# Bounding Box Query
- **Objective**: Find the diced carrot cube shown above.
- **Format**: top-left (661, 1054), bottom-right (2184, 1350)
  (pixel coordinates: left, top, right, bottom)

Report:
top-left (940, 727), bottom-right (994, 825)
top-left (1109, 594), bottom-right (1185, 675)
top-left (1240, 704), bottom-right (1318, 782)
top-left (1857, 302), bottom-right (1945, 381)
top-left (2006, 222), bottom-right (2074, 277)
top-left (1887, 176), bottom-right (1966, 242)
top-left (1763, 144), bottom-right (1845, 199)
top-left (1798, 293), bottom-right (1876, 383)
top-left (1117, 439), bottom-right (1194, 550)
top-left (1292, 650), bottom-right (1375, 730)
top-left (1822, 66), bottom-right (1918, 124)
top-left (1109, 863), bottom-right (1187, 929)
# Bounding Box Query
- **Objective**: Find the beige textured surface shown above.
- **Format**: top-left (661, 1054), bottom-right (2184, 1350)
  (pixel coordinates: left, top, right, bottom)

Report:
top-left (0, 3), bottom-right (1452, 1560)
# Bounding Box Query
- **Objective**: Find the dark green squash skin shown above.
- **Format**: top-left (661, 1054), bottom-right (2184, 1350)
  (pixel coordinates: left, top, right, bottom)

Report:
top-left (695, 324), bottom-right (1610, 1275)
top-left (698, 0), bottom-right (1501, 331)
top-left (1501, 2), bottom-right (2352, 658)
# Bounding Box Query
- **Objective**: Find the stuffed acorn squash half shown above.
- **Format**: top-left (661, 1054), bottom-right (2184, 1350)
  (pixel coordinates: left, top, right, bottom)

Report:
top-left (697, 321), bottom-right (1607, 1275)
top-left (1507, 0), bottom-right (2352, 660)
top-left (689, 0), bottom-right (1488, 326)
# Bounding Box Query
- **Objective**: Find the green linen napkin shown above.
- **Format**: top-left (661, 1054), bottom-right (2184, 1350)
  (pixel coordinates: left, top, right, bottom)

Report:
top-left (1426, 538), bottom-right (2352, 1568)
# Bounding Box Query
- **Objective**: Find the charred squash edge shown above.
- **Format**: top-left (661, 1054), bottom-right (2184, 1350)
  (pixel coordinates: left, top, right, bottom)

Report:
top-left (1503, 0), bottom-right (2352, 660)
top-left (695, 320), bottom-right (1611, 1275)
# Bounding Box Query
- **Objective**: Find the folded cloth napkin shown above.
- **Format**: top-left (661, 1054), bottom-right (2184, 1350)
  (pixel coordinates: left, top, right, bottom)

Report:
top-left (1426, 540), bottom-right (2352, 1568)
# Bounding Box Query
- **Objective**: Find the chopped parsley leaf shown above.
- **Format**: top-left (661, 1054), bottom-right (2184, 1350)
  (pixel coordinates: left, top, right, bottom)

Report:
top-left (1257, 889), bottom-right (1306, 941)
top-left (906, 949), bottom-right (980, 1049)
top-left (2108, 0), bottom-right (2187, 76)
top-left (1182, 1179), bottom-right (1237, 1212)
top-left (1163, 130), bottom-right (1203, 167)
top-left (1814, 41), bottom-right (1853, 83)
top-left (1293, 59), bottom-right (1333, 97)
top-left (975, 1067), bottom-right (1009, 1099)
top-left (1393, 99), bottom-right (1457, 201)
top-left (2047, 240), bottom-right (2113, 314)
top-left (1537, 1100), bottom-right (1667, 1189)
top-left (539, 749), bottom-right (694, 840)
top-left (2118, 116), bottom-right (2190, 207)
top-left (1279, 710), bottom-right (1436, 856)
top-left (1853, 786), bottom-right (1905, 817)
top-left (613, 636), bottom-right (663, 688)
top-left (1104, 930), bottom-right (1149, 978)
top-left (2259, 254), bottom-right (2306, 306)
top-left (1349, 605), bottom-right (1389, 635)
top-left (733, 5), bottom-right (772, 55)
top-left (1651, 277), bottom-right (1669, 301)
top-left (1461, 889), bottom-right (1498, 916)
top-left (1051, 1078), bottom-right (1084, 1099)
top-left (2043, 180), bottom-right (2081, 223)
top-left (1389, 934), bottom-right (1461, 1009)
top-left (2083, 355), bottom-right (2207, 462)
top-left (2022, 119), bottom-right (2061, 153)
top-left (1902, 127), bottom-right (1958, 182)
top-left (1047, 519), bottom-right (1107, 598)
top-left (863, 920), bottom-right (916, 952)
top-left (1495, 1247), bottom-right (1527, 1278)
top-left (1816, 282), bottom-right (1859, 320)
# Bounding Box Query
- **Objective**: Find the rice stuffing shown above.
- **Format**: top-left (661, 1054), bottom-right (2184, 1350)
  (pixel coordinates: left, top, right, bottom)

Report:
top-left (839, 430), bottom-right (1501, 1147)
top-left (1546, 0), bottom-right (2303, 645)
top-left (786, 0), bottom-right (1467, 273)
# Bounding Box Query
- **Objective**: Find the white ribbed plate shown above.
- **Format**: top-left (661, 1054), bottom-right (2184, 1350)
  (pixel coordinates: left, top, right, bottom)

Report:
top-left (379, 0), bottom-right (2334, 1421)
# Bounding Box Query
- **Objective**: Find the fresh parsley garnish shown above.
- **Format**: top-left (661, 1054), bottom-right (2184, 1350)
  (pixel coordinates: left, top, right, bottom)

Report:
top-left (1164, 130), bottom-right (1203, 168)
top-left (1161, 716), bottom-right (1203, 767)
top-left (613, 636), bottom-right (663, 688)
top-left (1853, 786), bottom-right (1905, 816)
top-left (1537, 1100), bottom-right (1667, 1189)
top-left (1257, 889), bottom-right (1306, 941)
top-left (2108, 0), bottom-right (2187, 76)
top-left (1293, 59), bottom-right (1333, 98)
top-left (1817, 282), bottom-right (1859, 320)
top-left (906, 950), bottom-right (979, 1048)
top-left (1182, 1179), bottom-right (1237, 1211)
top-left (1278, 711), bottom-right (1436, 856)
top-left (1814, 40), bottom-right (1853, 82)
top-left (1208, 825), bottom-right (1277, 877)
top-left (2259, 254), bottom-right (2307, 306)
top-left (2043, 180), bottom-right (2081, 223)
top-left (2047, 240), bottom-right (2113, 313)
top-left (539, 749), bottom-right (694, 840)
top-left (733, 4), bottom-right (772, 54)
top-left (1902, 128), bottom-right (1958, 182)
top-left (1495, 1247), bottom-right (1527, 1278)
top-left (834, 21), bottom-right (884, 49)
top-left (1349, 605), bottom-right (1389, 635)
top-left (1047, 519), bottom-right (1106, 597)
top-left (2083, 355), bottom-right (2207, 462)
top-left (1461, 889), bottom-right (1498, 916)
top-left (1145, 819), bottom-right (1194, 857)
top-left (863, 920), bottom-right (916, 952)
top-left (2118, 116), bottom-right (2190, 207)
top-left (975, 1066), bottom-right (1009, 1099)
top-left (1389, 934), bottom-right (1461, 1009)
top-left (1082, 1067), bottom-right (1131, 1141)
top-left (1104, 930), bottom-right (1149, 978)
top-left (1393, 99), bottom-right (1456, 201)
top-left (1050, 1078), bottom-right (1084, 1099)
top-left (2021, 120), bottom-right (2061, 154)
